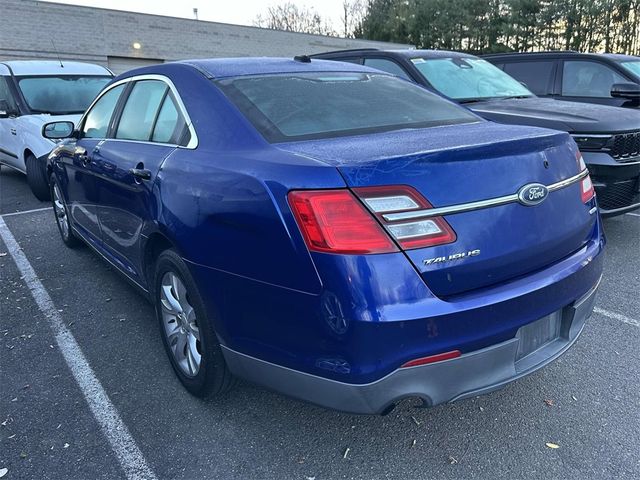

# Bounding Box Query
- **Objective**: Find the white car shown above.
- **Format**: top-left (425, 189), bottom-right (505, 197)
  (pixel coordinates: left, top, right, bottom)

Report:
top-left (0, 60), bottom-right (112, 200)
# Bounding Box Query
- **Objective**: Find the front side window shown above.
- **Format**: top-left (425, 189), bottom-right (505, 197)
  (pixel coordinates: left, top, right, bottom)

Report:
top-left (17, 76), bottom-right (111, 114)
top-left (116, 80), bottom-right (167, 141)
top-left (363, 58), bottom-right (411, 80)
top-left (562, 61), bottom-right (628, 97)
top-left (619, 61), bottom-right (640, 78)
top-left (412, 57), bottom-right (533, 101)
top-left (217, 72), bottom-right (479, 142)
top-left (81, 84), bottom-right (125, 139)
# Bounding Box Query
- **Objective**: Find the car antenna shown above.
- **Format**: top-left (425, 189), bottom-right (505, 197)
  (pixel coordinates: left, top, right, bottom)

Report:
top-left (50, 38), bottom-right (64, 68)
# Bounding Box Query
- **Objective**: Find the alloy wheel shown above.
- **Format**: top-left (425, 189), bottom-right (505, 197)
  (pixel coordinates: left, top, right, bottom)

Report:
top-left (160, 271), bottom-right (202, 377)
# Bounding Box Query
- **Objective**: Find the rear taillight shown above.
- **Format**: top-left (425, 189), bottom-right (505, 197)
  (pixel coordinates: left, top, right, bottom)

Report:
top-left (581, 175), bottom-right (595, 203)
top-left (288, 190), bottom-right (398, 254)
top-left (354, 186), bottom-right (457, 250)
top-left (576, 151), bottom-right (595, 203)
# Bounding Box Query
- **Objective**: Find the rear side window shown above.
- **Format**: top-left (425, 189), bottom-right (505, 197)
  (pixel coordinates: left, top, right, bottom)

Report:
top-left (152, 93), bottom-right (187, 144)
top-left (82, 84), bottom-right (125, 139)
top-left (503, 61), bottom-right (555, 94)
top-left (116, 80), bottom-right (167, 141)
top-left (0, 76), bottom-right (18, 112)
top-left (363, 58), bottom-right (411, 80)
top-left (218, 72), bottom-right (478, 142)
top-left (562, 60), bottom-right (628, 97)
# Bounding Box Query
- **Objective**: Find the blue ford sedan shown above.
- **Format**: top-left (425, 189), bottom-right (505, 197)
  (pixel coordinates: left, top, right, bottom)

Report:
top-left (45, 58), bottom-right (604, 414)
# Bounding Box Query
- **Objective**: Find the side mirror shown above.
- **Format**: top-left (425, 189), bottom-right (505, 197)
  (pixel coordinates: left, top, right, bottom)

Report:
top-left (42, 121), bottom-right (75, 140)
top-left (610, 82), bottom-right (640, 99)
top-left (0, 99), bottom-right (17, 118)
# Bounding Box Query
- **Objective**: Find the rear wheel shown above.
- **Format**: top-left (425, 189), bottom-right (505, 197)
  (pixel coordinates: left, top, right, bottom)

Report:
top-left (154, 249), bottom-right (234, 398)
top-left (51, 176), bottom-right (81, 248)
top-left (26, 153), bottom-right (51, 201)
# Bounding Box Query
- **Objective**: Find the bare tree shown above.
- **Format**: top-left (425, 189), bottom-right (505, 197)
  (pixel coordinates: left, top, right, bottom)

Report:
top-left (254, 3), bottom-right (336, 36)
top-left (341, 0), bottom-right (367, 38)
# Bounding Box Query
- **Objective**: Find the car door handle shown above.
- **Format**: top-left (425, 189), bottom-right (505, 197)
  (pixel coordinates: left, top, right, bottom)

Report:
top-left (74, 146), bottom-right (90, 166)
top-left (130, 168), bottom-right (152, 180)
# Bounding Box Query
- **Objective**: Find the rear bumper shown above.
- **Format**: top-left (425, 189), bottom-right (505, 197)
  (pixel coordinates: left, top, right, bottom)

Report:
top-left (222, 276), bottom-right (600, 414)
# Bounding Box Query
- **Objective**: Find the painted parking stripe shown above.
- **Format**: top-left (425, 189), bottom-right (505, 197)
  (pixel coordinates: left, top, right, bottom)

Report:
top-left (1, 206), bottom-right (52, 217)
top-left (594, 307), bottom-right (640, 328)
top-left (0, 217), bottom-right (157, 480)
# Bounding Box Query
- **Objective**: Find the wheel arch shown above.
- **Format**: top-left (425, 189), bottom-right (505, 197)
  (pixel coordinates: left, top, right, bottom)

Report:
top-left (142, 230), bottom-right (179, 291)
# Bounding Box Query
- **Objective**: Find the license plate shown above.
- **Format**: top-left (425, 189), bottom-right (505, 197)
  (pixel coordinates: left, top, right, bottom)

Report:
top-left (515, 311), bottom-right (562, 361)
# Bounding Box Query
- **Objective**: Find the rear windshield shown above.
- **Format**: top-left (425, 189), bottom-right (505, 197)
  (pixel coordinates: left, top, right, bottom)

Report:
top-left (217, 72), bottom-right (479, 142)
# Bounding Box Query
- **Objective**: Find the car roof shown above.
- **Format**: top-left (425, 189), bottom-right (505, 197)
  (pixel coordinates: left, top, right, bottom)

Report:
top-left (313, 48), bottom-right (476, 60)
top-left (482, 51), bottom-right (639, 62)
top-left (176, 57), bottom-right (382, 79)
top-left (0, 60), bottom-right (112, 76)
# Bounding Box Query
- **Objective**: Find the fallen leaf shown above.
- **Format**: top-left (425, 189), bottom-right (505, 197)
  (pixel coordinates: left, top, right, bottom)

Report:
top-left (0, 467), bottom-right (8, 478)
top-left (343, 447), bottom-right (350, 459)
top-left (19, 452), bottom-right (27, 459)
top-left (544, 399), bottom-right (554, 407)
top-left (545, 442), bottom-right (560, 449)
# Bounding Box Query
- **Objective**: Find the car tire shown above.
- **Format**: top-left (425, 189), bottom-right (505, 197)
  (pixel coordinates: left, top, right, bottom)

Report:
top-left (154, 249), bottom-right (234, 398)
top-left (51, 176), bottom-right (81, 248)
top-left (26, 153), bottom-right (51, 201)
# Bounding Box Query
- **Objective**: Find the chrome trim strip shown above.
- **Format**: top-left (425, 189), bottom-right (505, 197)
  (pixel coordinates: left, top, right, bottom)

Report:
top-left (382, 170), bottom-right (590, 221)
top-left (77, 73), bottom-right (198, 149)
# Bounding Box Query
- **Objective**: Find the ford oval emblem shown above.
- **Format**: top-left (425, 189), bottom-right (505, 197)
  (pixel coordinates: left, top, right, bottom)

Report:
top-left (517, 183), bottom-right (549, 206)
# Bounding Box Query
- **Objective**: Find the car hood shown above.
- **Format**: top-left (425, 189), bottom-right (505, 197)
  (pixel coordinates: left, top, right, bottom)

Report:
top-left (470, 97), bottom-right (640, 133)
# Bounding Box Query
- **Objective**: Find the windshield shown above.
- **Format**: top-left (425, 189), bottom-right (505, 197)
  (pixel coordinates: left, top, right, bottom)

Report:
top-left (412, 57), bottom-right (533, 102)
top-left (217, 72), bottom-right (479, 142)
top-left (620, 61), bottom-right (640, 77)
top-left (17, 76), bottom-right (111, 114)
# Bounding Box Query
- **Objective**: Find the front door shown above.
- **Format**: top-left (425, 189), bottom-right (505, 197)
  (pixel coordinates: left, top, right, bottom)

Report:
top-left (63, 83), bottom-right (127, 246)
top-left (0, 75), bottom-right (21, 170)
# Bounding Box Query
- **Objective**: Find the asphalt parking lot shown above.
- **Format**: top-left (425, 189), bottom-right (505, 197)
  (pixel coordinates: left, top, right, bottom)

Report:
top-left (0, 166), bottom-right (638, 480)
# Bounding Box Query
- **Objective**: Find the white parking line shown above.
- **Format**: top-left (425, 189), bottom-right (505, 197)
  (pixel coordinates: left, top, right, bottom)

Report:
top-left (594, 307), bottom-right (640, 328)
top-left (1, 206), bottom-right (52, 217)
top-left (0, 217), bottom-right (157, 480)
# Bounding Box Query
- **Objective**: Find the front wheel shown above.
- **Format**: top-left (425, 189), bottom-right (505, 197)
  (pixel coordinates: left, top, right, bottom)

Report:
top-left (51, 176), bottom-right (81, 248)
top-left (154, 249), bottom-right (234, 398)
top-left (26, 153), bottom-right (51, 201)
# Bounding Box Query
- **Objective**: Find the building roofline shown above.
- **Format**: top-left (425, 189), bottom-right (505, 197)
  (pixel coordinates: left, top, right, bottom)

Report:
top-left (39, 0), bottom-right (411, 47)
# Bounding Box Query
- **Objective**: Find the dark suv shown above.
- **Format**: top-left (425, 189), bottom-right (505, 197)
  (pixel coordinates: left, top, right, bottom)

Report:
top-left (483, 51), bottom-right (640, 109)
top-left (312, 48), bottom-right (640, 216)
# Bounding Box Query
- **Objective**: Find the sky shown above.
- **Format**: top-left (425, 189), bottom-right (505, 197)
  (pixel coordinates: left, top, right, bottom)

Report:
top-left (41, 0), bottom-right (349, 29)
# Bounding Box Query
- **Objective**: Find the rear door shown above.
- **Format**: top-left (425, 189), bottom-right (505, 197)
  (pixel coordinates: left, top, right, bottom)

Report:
top-left (0, 74), bottom-right (21, 169)
top-left (94, 78), bottom-right (191, 282)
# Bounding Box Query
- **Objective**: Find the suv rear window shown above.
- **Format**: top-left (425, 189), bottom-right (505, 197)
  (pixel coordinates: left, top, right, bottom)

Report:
top-left (217, 72), bottom-right (478, 142)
